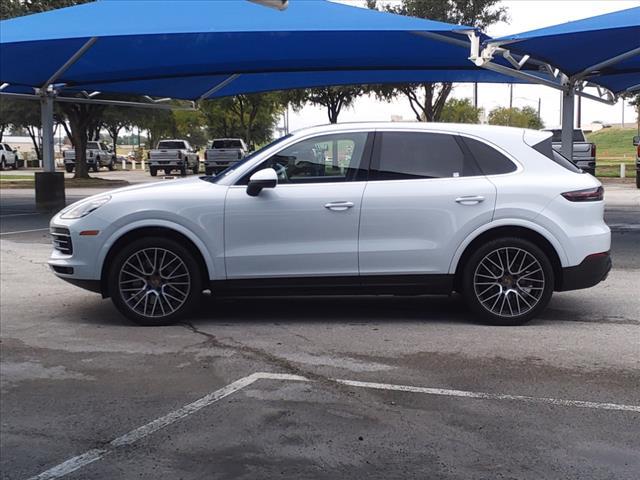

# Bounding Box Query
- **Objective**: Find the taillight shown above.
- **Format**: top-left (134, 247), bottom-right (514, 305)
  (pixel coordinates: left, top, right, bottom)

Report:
top-left (561, 186), bottom-right (604, 202)
top-left (590, 144), bottom-right (596, 158)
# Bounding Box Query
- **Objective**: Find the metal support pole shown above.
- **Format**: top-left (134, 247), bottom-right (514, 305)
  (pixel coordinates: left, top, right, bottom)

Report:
top-left (577, 94), bottom-right (582, 128)
top-left (40, 94), bottom-right (55, 172)
top-left (35, 92), bottom-right (65, 210)
top-left (473, 83), bottom-right (478, 109)
top-left (561, 86), bottom-right (575, 160)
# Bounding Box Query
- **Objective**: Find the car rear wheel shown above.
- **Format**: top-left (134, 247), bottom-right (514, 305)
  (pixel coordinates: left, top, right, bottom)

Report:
top-left (192, 162), bottom-right (199, 174)
top-left (150, 167), bottom-right (158, 176)
top-left (65, 165), bottom-right (74, 173)
top-left (108, 237), bottom-right (202, 326)
top-left (462, 237), bottom-right (554, 326)
top-left (180, 166), bottom-right (187, 176)
top-left (0, 158), bottom-right (5, 170)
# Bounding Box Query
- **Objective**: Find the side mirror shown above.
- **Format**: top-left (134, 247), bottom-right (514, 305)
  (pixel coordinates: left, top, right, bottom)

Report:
top-left (247, 168), bottom-right (277, 197)
top-left (633, 136), bottom-right (640, 146)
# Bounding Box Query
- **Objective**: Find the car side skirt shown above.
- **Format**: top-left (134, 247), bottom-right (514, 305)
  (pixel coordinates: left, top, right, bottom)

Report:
top-left (210, 274), bottom-right (454, 297)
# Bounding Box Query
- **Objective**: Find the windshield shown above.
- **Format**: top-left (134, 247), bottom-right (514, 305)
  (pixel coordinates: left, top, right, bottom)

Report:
top-left (202, 134), bottom-right (292, 183)
top-left (87, 142), bottom-right (99, 150)
top-left (158, 141), bottom-right (187, 149)
top-left (212, 140), bottom-right (243, 149)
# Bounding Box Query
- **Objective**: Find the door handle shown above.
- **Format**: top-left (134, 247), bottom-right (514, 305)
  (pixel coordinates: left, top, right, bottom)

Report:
top-left (324, 201), bottom-right (354, 211)
top-left (455, 195), bottom-right (485, 205)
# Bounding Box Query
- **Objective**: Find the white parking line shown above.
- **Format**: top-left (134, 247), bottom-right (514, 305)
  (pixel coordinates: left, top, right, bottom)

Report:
top-left (0, 227), bottom-right (49, 236)
top-left (334, 379), bottom-right (640, 413)
top-left (27, 371), bottom-right (639, 479)
top-left (27, 373), bottom-right (306, 480)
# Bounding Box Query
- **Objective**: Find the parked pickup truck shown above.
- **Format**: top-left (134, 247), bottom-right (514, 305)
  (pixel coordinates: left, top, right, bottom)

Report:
top-left (543, 128), bottom-right (596, 175)
top-left (0, 143), bottom-right (20, 170)
top-left (148, 139), bottom-right (199, 176)
top-left (204, 138), bottom-right (247, 175)
top-left (64, 141), bottom-right (116, 173)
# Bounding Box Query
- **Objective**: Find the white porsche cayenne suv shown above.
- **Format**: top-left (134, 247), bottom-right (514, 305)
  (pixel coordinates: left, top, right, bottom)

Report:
top-left (49, 123), bottom-right (611, 326)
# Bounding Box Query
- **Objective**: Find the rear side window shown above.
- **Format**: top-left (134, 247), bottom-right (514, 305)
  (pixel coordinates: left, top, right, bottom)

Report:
top-left (462, 137), bottom-right (517, 175)
top-left (532, 138), bottom-right (582, 173)
top-left (158, 141), bottom-right (187, 149)
top-left (212, 140), bottom-right (243, 149)
top-left (372, 132), bottom-right (480, 180)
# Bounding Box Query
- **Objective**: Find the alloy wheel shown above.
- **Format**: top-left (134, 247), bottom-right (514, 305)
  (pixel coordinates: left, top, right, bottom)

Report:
top-left (118, 247), bottom-right (191, 318)
top-left (473, 247), bottom-right (545, 318)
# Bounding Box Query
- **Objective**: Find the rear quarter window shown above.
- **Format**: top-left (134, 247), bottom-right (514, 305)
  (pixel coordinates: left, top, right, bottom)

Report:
top-left (461, 137), bottom-right (517, 175)
top-left (532, 138), bottom-right (582, 173)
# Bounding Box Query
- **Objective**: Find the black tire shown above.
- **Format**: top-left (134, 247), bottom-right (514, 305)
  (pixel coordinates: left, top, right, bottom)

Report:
top-left (11, 160), bottom-right (18, 170)
top-left (108, 236), bottom-right (203, 326)
top-left (461, 237), bottom-right (554, 326)
top-left (192, 162), bottom-right (199, 175)
top-left (636, 172), bottom-right (640, 189)
top-left (108, 161), bottom-right (115, 171)
top-left (150, 167), bottom-right (158, 177)
top-left (92, 163), bottom-right (99, 173)
top-left (205, 167), bottom-right (214, 176)
top-left (180, 166), bottom-right (187, 176)
top-left (65, 165), bottom-right (74, 173)
top-left (0, 158), bottom-right (4, 171)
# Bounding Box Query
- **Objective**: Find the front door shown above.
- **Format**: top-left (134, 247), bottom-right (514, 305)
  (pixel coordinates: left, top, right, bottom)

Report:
top-left (224, 131), bottom-right (373, 279)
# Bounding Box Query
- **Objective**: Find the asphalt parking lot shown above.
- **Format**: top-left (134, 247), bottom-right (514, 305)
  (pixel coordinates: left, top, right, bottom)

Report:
top-left (1, 177), bottom-right (639, 480)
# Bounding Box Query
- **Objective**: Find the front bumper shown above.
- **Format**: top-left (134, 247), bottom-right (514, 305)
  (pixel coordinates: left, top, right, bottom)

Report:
top-left (558, 251), bottom-right (611, 291)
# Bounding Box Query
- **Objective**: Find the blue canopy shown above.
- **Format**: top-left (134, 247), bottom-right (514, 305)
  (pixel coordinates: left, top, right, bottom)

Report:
top-left (489, 7), bottom-right (640, 94)
top-left (0, 0), bottom-right (520, 100)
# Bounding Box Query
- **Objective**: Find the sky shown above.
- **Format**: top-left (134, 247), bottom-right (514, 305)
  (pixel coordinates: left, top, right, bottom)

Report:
top-left (287, 0), bottom-right (639, 132)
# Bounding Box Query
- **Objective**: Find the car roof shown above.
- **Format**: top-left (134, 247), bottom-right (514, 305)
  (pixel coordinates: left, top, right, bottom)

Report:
top-left (290, 121), bottom-right (534, 138)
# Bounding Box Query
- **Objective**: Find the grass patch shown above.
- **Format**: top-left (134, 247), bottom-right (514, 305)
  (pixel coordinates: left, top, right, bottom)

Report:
top-left (0, 174), bottom-right (34, 180)
top-left (0, 177), bottom-right (129, 189)
top-left (587, 127), bottom-right (637, 158)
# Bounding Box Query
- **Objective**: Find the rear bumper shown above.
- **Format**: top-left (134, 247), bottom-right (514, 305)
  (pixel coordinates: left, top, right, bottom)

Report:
top-left (558, 251), bottom-right (611, 291)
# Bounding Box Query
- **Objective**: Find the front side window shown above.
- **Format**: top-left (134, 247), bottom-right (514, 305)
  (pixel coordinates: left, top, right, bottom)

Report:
top-left (240, 132), bottom-right (370, 184)
top-left (372, 131), bottom-right (479, 180)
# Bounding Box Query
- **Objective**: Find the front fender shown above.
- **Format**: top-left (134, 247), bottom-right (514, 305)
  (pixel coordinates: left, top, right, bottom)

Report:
top-left (97, 217), bottom-right (216, 281)
top-left (448, 218), bottom-right (569, 274)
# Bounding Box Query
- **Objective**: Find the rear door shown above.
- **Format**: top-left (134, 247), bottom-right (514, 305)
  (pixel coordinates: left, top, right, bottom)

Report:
top-left (359, 130), bottom-right (496, 276)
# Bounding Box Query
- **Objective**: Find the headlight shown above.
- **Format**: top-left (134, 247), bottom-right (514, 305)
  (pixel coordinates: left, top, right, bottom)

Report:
top-left (61, 196), bottom-right (111, 219)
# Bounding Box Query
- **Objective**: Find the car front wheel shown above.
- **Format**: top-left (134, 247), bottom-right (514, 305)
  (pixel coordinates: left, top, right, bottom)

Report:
top-left (462, 237), bottom-right (554, 326)
top-left (108, 237), bottom-right (202, 325)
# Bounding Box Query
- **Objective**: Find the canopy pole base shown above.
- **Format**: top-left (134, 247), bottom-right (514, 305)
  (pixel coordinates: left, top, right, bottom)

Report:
top-left (35, 172), bottom-right (65, 211)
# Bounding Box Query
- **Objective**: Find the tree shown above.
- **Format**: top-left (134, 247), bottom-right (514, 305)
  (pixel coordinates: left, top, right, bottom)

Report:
top-left (0, 98), bottom-right (42, 158)
top-left (440, 98), bottom-right (482, 123)
top-left (58, 102), bottom-right (106, 178)
top-left (137, 109), bottom-right (174, 151)
top-left (172, 110), bottom-right (208, 149)
top-left (488, 106), bottom-right (544, 129)
top-left (200, 93), bottom-right (284, 148)
top-left (1, 0), bottom-right (90, 19)
top-left (285, 86), bottom-right (365, 124)
top-left (367, 0), bottom-right (508, 122)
